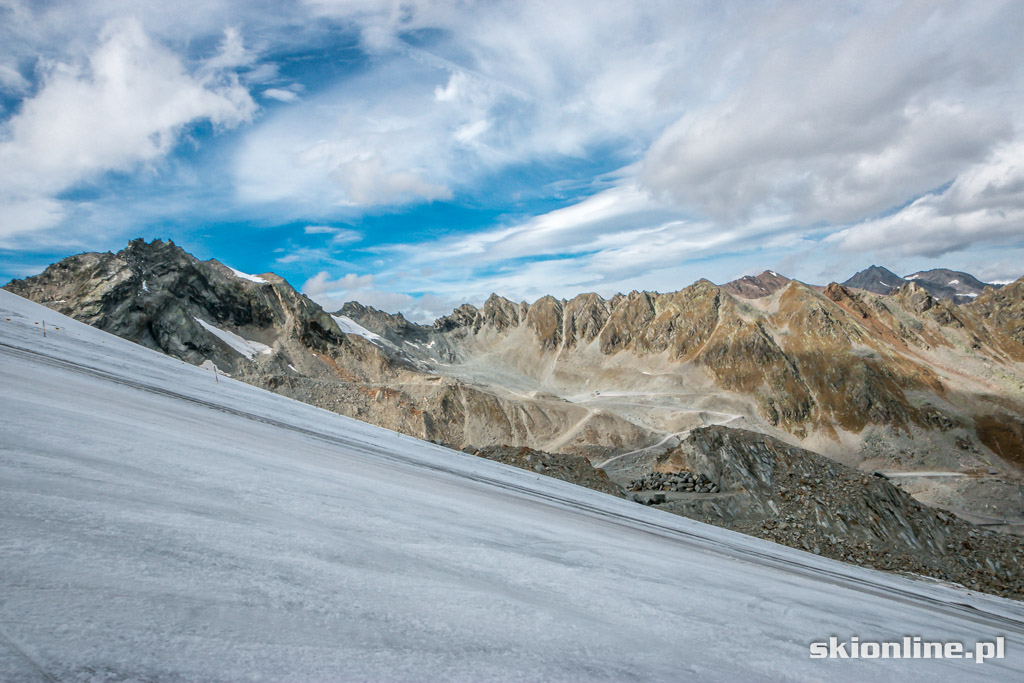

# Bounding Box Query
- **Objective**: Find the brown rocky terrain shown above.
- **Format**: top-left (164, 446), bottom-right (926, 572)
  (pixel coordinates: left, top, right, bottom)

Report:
top-left (346, 267), bottom-right (1024, 539)
top-left (405, 273), bottom-right (1024, 471)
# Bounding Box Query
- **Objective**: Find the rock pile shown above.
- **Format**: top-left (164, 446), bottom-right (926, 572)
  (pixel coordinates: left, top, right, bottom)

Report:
top-left (464, 445), bottom-right (626, 499)
top-left (627, 471), bottom-right (719, 493)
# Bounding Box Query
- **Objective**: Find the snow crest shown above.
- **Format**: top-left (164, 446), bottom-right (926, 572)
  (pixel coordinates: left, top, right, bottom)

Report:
top-left (227, 266), bottom-right (268, 284)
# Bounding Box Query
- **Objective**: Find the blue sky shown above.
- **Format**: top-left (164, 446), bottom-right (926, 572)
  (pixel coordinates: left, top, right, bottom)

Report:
top-left (2, 0), bottom-right (1023, 321)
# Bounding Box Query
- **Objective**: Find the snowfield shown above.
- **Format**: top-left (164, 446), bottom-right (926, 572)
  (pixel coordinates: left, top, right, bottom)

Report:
top-left (1, 290), bottom-right (1023, 681)
top-left (331, 314), bottom-right (385, 344)
top-left (193, 316), bottom-right (272, 359)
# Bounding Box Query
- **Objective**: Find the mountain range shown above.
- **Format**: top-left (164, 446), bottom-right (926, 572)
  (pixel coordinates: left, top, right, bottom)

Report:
top-left (719, 265), bottom-right (1002, 302)
top-left (5, 238), bottom-right (1024, 584)
top-left (836, 265), bottom-right (1002, 302)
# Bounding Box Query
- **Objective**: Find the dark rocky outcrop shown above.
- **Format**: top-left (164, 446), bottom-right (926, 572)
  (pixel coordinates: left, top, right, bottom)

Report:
top-left (4, 238), bottom-right (346, 375)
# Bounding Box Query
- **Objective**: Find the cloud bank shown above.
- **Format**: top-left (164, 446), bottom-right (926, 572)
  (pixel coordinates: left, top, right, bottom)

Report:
top-left (2, 0), bottom-right (1022, 318)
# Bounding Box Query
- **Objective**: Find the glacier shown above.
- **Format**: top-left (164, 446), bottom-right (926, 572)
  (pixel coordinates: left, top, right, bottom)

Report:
top-left (1, 289), bottom-right (1022, 681)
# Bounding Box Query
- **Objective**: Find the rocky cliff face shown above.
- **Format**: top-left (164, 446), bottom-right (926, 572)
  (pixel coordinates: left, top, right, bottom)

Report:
top-left (969, 277), bottom-right (1024, 358)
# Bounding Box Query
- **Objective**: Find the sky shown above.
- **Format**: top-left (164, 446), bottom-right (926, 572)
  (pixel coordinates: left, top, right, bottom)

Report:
top-left (1, 0), bottom-right (1023, 322)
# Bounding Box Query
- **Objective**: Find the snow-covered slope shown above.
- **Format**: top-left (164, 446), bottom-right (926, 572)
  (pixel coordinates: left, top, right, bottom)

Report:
top-left (225, 265), bottom-right (268, 284)
top-left (331, 313), bottom-right (383, 342)
top-left (1, 289), bottom-right (1022, 681)
top-left (193, 316), bottom-right (272, 359)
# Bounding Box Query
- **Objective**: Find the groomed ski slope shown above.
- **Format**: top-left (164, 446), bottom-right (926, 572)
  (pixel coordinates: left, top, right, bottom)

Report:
top-left (1, 289), bottom-right (1022, 681)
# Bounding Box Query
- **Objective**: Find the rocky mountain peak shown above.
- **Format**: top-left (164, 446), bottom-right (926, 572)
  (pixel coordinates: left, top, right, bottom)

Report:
top-left (969, 275), bottom-right (1024, 355)
top-left (434, 302), bottom-right (480, 332)
top-left (904, 268), bottom-right (1001, 303)
top-left (339, 301), bottom-right (412, 330)
top-left (721, 270), bottom-right (791, 298)
top-left (481, 293), bottom-right (525, 330)
top-left (841, 265), bottom-right (908, 294)
top-left (122, 236), bottom-right (186, 260)
top-left (561, 292), bottom-right (611, 349)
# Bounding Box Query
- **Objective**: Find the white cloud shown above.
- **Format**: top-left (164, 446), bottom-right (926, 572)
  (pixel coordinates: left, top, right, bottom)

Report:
top-left (234, 59), bottom-right (463, 208)
top-left (389, 183), bottom-right (680, 264)
top-left (273, 246), bottom-right (357, 266)
top-left (234, 0), bottom-right (698, 210)
top-left (4, 1), bottom-right (1024, 299)
top-left (262, 88), bottom-right (300, 102)
top-left (330, 155), bottom-right (451, 205)
top-left (302, 270), bottom-right (381, 311)
top-left (358, 176), bottom-right (798, 307)
top-left (0, 17), bottom-right (257, 244)
top-left (304, 270), bottom-right (374, 294)
top-left (829, 140), bottom-right (1024, 257)
top-left (235, 0), bottom-right (1024, 263)
top-left (640, 1), bottom-right (1022, 229)
top-left (301, 268), bottom-right (463, 321)
top-left (202, 26), bottom-right (254, 71)
top-left (0, 196), bottom-right (67, 246)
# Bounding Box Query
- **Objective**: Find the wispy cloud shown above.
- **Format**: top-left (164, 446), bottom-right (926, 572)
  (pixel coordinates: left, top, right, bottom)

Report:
top-left (347, 177), bottom-right (805, 318)
top-left (641, 2), bottom-right (1021, 227)
top-left (303, 225), bottom-right (362, 245)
